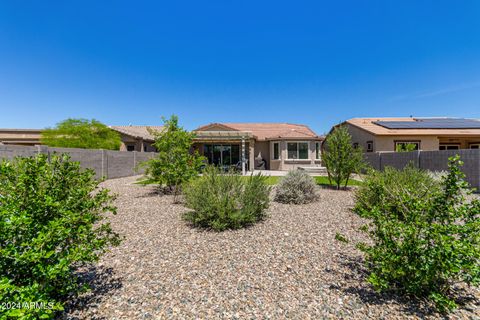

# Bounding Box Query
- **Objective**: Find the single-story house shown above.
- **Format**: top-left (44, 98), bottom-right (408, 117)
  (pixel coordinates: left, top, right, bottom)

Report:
top-left (193, 123), bottom-right (324, 172)
top-left (335, 117), bottom-right (480, 152)
top-left (0, 129), bottom-right (42, 146)
top-left (109, 125), bottom-right (163, 152)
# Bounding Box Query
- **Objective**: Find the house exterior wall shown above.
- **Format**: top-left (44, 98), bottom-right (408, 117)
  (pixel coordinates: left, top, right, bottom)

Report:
top-left (346, 123), bottom-right (440, 152)
top-left (119, 134), bottom-right (156, 152)
top-left (253, 141), bottom-right (270, 169)
top-left (438, 137), bottom-right (480, 149)
top-left (0, 130), bottom-right (42, 146)
top-left (268, 140), bottom-right (323, 171)
top-left (375, 135), bottom-right (439, 151)
top-left (345, 124), bottom-right (377, 151)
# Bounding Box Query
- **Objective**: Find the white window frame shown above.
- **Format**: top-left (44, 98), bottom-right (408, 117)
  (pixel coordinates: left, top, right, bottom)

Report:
top-left (469, 143), bottom-right (480, 149)
top-left (272, 141), bottom-right (280, 160)
top-left (287, 141), bottom-right (309, 160)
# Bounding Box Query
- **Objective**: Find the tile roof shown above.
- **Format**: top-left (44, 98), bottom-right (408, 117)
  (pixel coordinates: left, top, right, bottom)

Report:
top-left (110, 125), bottom-right (164, 141)
top-left (195, 123), bottom-right (322, 141)
top-left (345, 118), bottom-right (480, 136)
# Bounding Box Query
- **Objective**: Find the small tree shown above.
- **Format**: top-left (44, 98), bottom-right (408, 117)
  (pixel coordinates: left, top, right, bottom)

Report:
top-left (41, 118), bottom-right (122, 150)
top-left (323, 125), bottom-right (364, 189)
top-left (139, 115), bottom-right (205, 202)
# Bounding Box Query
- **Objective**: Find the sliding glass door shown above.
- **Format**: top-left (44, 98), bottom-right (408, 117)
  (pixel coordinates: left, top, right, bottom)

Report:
top-left (204, 144), bottom-right (242, 168)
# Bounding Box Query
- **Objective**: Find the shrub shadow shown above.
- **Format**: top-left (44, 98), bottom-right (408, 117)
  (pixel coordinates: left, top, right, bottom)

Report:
top-left (60, 265), bottom-right (123, 320)
top-left (317, 184), bottom-right (356, 191)
top-left (333, 253), bottom-right (478, 319)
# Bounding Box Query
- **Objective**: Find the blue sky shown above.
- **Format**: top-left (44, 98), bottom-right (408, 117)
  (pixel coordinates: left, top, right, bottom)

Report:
top-left (0, 1), bottom-right (479, 134)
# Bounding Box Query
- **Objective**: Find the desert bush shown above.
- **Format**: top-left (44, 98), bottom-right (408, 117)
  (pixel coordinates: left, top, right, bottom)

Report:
top-left (0, 154), bottom-right (120, 319)
top-left (354, 164), bottom-right (442, 217)
top-left (274, 170), bottom-right (318, 204)
top-left (183, 166), bottom-right (270, 231)
top-left (354, 156), bottom-right (480, 312)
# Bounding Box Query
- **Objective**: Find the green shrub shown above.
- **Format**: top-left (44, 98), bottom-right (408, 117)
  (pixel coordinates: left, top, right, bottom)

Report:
top-left (354, 156), bottom-right (480, 312)
top-left (274, 170), bottom-right (318, 204)
top-left (354, 164), bottom-right (442, 217)
top-left (0, 154), bottom-right (120, 319)
top-left (183, 166), bottom-right (270, 231)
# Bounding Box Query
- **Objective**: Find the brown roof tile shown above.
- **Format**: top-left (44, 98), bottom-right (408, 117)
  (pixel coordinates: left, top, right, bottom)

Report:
top-left (110, 125), bottom-right (164, 141)
top-left (195, 123), bottom-right (322, 141)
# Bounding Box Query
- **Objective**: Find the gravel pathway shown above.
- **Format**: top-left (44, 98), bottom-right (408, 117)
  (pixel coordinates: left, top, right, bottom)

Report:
top-left (64, 176), bottom-right (480, 319)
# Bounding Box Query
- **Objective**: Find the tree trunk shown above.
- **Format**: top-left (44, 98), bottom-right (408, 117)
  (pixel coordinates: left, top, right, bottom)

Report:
top-left (344, 175), bottom-right (350, 190)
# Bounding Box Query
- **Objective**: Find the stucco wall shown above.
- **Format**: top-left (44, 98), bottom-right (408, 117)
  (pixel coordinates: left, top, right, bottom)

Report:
top-left (346, 124), bottom-right (376, 151)
top-left (375, 135), bottom-right (439, 152)
top-left (253, 141), bottom-right (270, 169)
top-left (346, 123), bottom-right (440, 152)
top-left (268, 140), bottom-right (322, 170)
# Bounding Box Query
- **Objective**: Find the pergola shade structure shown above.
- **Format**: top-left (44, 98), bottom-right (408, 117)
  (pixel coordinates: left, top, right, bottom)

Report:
top-left (193, 131), bottom-right (254, 175)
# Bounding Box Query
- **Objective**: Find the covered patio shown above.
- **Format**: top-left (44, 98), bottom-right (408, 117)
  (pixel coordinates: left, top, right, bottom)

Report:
top-left (193, 131), bottom-right (255, 175)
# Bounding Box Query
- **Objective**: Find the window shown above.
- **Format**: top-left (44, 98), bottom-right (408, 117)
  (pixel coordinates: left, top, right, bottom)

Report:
top-left (353, 143), bottom-right (359, 149)
top-left (470, 143), bottom-right (480, 149)
top-left (287, 142), bottom-right (309, 159)
top-left (126, 145), bottom-right (135, 151)
top-left (143, 145), bottom-right (148, 152)
top-left (439, 144), bottom-right (460, 150)
top-left (394, 141), bottom-right (419, 151)
top-left (366, 141), bottom-right (373, 152)
top-left (315, 142), bottom-right (321, 159)
top-left (273, 142), bottom-right (280, 160)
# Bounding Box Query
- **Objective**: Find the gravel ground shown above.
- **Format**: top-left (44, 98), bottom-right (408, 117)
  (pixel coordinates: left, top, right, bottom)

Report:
top-left (64, 175), bottom-right (480, 320)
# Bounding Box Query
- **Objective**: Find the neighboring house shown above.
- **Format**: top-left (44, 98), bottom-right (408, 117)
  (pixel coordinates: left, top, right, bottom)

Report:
top-left (109, 126), bottom-right (164, 152)
top-left (0, 126), bottom-right (162, 152)
top-left (336, 117), bottom-right (480, 152)
top-left (193, 123), bottom-right (324, 171)
top-left (0, 129), bottom-right (42, 146)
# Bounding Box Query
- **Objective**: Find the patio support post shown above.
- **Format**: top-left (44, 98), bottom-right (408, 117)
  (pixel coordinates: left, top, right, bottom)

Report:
top-left (249, 139), bottom-right (255, 173)
top-left (241, 137), bottom-right (246, 175)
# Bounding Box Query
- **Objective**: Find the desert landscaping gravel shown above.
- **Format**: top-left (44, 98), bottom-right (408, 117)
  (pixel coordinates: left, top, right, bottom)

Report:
top-left (64, 175), bottom-right (480, 319)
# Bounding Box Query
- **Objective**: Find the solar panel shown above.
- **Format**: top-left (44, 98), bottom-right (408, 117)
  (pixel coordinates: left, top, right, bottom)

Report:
top-left (374, 118), bottom-right (480, 129)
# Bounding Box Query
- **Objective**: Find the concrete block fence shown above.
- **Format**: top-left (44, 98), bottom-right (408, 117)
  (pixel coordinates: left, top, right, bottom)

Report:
top-left (0, 145), bottom-right (156, 179)
top-left (363, 149), bottom-right (480, 190)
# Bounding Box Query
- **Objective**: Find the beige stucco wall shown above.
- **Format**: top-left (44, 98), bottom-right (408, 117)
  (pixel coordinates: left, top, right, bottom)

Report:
top-left (0, 130), bottom-right (42, 146)
top-left (345, 123), bottom-right (440, 152)
top-left (253, 141), bottom-right (270, 169)
top-left (375, 135), bottom-right (439, 151)
top-left (345, 124), bottom-right (376, 151)
top-left (267, 140), bottom-right (322, 171)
